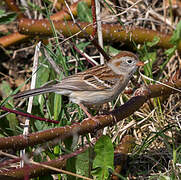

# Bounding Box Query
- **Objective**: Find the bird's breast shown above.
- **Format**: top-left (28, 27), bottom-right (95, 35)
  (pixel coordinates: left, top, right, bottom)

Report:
top-left (111, 77), bottom-right (129, 98)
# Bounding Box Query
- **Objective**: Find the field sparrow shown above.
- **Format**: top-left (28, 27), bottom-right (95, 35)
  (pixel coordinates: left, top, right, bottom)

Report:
top-left (14, 51), bottom-right (144, 119)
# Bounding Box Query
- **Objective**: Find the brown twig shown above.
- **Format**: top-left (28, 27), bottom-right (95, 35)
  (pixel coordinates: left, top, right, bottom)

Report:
top-left (18, 19), bottom-right (181, 52)
top-left (4, 0), bottom-right (26, 19)
top-left (73, 44), bottom-right (97, 66)
top-left (0, 32), bottom-right (29, 47)
top-left (91, 0), bottom-right (97, 36)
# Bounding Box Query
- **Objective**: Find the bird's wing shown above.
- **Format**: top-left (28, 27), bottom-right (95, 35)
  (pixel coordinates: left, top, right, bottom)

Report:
top-left (56, 65), bottom-right (123, 91)
top-left (13, 65), bottom-right (123, 99)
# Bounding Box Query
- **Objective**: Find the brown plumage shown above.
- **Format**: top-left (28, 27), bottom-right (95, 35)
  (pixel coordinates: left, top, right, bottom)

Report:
top-left (13, 51), bottom-right (144, 118)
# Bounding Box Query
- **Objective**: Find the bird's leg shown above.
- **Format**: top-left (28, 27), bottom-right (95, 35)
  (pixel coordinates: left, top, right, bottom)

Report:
top-left (79, 103), bottom-right (101, 134)
top-left (78, 103), bottom-right (93, 119)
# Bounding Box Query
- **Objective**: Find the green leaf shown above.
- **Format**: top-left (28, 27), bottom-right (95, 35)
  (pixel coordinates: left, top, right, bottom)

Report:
top-left (0, 10), bottom-right (17, 25)
top-left (143, 52), bottom-right (157, 78)
top-left (33, 57), bottom-right (50, 109)
top-left (163, 21), bottom-right (181, 59)
top-left (0, 10), bottom-right (5, 16)
top-left (158, 175), bottom-right (171, 180)
top-left (0, 81), bottom-right (13, 101)
top-left (76, 148), bottom-right (93, 179)
top-left (164, 45), bottom-right (177, 57)
top-left (27, 1), bottom-right (43, 12)
top-left (54, 145), bottom-right (60, 156)
top-left (0, 103), bottom-right (14, 136)
top-left (46, 149), bottom-right (57, 160)
top-left (53, 93), bottom-right (62, 121)
top-left (76, 42), bottom-right (90, 51)
top-left (104, 46), bottom-right (121, 56)
top-left (67, 157), bottom-right (76, 180)
top-left (0, 81), bottom-right (15, 111)
top-left (5, 103), bottom-right (19, 135)
top-left (77, 1), bottom-right (92, 22)
top-left (92, 135), bottom-right (114, 180)
top-left (170, 20), bottom-right (181, 45)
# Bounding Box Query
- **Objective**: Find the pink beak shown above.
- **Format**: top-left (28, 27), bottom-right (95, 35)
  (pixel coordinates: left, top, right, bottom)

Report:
top-left (136, 61), bottom-right (144, 66)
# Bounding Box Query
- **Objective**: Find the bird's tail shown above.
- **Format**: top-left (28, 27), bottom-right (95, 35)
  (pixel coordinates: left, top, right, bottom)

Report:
top-left (13, 86), bottom-right (58, 99)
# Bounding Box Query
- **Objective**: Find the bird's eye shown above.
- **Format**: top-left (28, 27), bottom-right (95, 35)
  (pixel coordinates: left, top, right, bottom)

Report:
top-left (126, 59), bottom-right (134, 64)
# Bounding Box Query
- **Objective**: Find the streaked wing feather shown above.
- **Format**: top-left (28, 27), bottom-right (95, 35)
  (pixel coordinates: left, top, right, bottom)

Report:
top-left (55, 78), bottom-right (97, 91)
top-left (56, 64), bottom-right (121, 91)
top-left (14, 64), bottom-right (123, 99)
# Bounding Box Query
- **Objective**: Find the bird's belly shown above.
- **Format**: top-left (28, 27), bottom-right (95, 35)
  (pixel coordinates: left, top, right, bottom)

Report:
top-left (69, 90), bottom-right (118, 105)
top-left (69, 79), bottom-right (129, 105)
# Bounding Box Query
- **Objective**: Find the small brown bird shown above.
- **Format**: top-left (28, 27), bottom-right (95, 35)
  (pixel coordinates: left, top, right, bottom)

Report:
top-left (14, 51), bottom-right (144, 119)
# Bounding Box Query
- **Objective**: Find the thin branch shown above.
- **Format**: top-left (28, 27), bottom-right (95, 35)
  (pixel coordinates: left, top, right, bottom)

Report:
top-left (91, 0), bottom-right (97, 36)
top-left (0, 106), bottom-right (59, 124)
top-left (95, 0), bottom-right (104, 64)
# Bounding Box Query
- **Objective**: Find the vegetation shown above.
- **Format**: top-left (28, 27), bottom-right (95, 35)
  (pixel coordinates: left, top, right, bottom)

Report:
top-left (0, 0), bottom-right (181, 179)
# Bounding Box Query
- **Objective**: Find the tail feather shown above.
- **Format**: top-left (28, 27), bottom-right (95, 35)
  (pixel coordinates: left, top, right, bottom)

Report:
top-left (13, 86), bottom-right (57, 99)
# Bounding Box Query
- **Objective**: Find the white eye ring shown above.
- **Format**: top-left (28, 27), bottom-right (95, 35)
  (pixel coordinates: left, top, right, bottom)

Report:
top-left (126, 59), bottom-right (134, 64)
